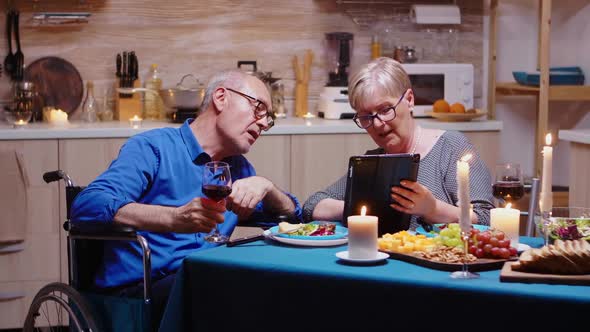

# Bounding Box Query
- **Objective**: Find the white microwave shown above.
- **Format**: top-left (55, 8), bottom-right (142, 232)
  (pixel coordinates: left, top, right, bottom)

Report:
top-left (402, 63), bottom-right (474, 117)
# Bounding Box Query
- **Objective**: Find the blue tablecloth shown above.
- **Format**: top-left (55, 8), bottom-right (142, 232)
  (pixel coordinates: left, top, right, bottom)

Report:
top-left (160, 236), bottom-right (589, 331)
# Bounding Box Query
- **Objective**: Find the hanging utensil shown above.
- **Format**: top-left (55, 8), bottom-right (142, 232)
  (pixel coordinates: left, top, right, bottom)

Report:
top-left (3, 10), bottom-right (15, 79)
top-left (13, 10), bottom-right (24, 81)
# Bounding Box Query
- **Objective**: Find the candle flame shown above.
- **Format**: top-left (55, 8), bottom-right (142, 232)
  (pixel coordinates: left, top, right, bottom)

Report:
top-left (131, 115), bottom-right (141, 120)
top-left (360, 206), bottom-right (367, 216)
top-left (545, 133), bottom-right (552, 146)
top-left (506, 203), bottom-right (512, 209)
top-left (460, 154), bottom-right (472, 162)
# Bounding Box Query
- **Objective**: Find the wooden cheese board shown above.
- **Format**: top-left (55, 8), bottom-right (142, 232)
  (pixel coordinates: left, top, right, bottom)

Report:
top-left (500, 261), bottom-right (590, 286)
top-left (381, 249), bottom-right (513, 272)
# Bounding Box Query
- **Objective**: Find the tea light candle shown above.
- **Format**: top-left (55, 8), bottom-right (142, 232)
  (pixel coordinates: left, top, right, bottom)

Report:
top-left (490, 203), bottom-right (520, 247)
top-left (539, 133), bottom-right (553, 212)
top-left (129, 115), bottom-right (143, 129)
top-left (347, 206), bottom-right (378, 259)
top-left (457, 154), bottom-right (472, 233)
top-left (48, 109), bottom-right (69, 126)
top-left (13, 119), bottom-right (27, 129)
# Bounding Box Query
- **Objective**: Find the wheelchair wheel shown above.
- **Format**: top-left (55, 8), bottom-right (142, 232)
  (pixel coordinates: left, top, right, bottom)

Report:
top-left (23, 282), bottom-right (99, 332)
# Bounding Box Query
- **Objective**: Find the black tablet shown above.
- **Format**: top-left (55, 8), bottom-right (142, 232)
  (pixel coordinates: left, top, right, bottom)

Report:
top-left (343, 153), bottom-right (420, 235)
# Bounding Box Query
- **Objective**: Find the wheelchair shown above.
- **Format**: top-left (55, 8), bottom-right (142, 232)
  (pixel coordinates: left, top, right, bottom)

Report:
top-left (23, 170), bottom-right (153, 331)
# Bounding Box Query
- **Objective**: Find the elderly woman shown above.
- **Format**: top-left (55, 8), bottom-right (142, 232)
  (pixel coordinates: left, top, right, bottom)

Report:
top-left (303, 57), bottom-right (494, 229)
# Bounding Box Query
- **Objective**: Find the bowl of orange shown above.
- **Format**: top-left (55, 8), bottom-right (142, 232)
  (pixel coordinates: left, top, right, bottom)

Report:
top-left (427, 100), bottom-right (486, 122)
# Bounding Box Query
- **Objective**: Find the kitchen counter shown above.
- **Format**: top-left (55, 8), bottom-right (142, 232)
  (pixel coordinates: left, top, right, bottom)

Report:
top-left (0, 117), bottom-right (502, 140)
top-left (558, 129), bottom-right (590, 145)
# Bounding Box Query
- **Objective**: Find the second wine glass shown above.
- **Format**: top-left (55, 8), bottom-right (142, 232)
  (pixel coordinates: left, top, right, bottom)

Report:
top-left (202, 161), bottom-right (232, 244)
top-left (493, 163), bottom-right (524, 204)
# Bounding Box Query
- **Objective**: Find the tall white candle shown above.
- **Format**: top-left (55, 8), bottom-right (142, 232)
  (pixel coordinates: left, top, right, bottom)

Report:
top-left (457, 154), bottom-right (472, 233)
top-left (347, 206), bottom-right (378, 259)
top-left (490, 203), bottom-right (520, 247)
top-left (539, 133), bottom-right (553, 212)
top-left (539, 133), bottom-right (553, 211)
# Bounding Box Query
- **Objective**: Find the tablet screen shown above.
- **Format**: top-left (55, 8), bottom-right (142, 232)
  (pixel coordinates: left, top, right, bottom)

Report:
top-left (343, 153), bottom-right (420, 235)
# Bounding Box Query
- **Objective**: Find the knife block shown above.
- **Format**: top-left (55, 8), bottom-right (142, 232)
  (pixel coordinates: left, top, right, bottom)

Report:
top-left (116, 78), bottom-right (142, 121)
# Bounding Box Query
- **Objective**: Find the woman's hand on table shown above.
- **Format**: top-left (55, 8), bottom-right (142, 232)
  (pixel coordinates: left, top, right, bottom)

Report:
top-left (390, 180), bottom-right (437, 218)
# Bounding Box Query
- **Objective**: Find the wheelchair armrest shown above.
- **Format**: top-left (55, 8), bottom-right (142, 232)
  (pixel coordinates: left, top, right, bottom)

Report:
top-left (64, 221), bottom-right (137, 240)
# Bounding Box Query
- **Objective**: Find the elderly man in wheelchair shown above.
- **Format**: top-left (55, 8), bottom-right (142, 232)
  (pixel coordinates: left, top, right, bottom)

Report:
top-left (24, 70), bottom-right (301, 332)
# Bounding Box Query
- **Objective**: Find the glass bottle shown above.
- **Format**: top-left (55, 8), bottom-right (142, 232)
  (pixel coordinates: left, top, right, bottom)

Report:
top-left (81, 80), bottom-right (98, 122)
top-left (370, 35), bottom-right (381, 60)
top-left (98, 87), bottom-right (114, 121)
top-left (144, 64), bottom-right (163, 120)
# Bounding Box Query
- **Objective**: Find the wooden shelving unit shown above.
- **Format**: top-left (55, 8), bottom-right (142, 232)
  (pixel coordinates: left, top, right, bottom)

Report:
top-left (487, 0), bottom-right (589, 176)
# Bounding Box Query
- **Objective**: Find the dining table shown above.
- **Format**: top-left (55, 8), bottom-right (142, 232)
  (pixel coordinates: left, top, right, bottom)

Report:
top-left (159, 233), bottom-right (588, 331)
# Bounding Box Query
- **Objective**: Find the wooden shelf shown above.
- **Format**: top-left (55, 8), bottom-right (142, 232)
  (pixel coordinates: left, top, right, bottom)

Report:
top-left (496, 82), bottom-right (590, 101)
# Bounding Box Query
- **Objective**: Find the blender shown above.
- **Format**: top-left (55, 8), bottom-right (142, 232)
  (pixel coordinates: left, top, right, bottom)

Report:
top-left (318, 32), bottom-right (356, 119)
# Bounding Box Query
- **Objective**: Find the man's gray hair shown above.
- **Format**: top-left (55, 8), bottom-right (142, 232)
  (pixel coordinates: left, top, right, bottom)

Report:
top-left (199, 70), bottom-right (248, 112)
top-left (348, 57), bottom-right (412, 111)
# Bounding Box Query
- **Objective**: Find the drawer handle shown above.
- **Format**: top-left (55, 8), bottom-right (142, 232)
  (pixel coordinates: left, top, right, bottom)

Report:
top-left (0, 291), bottom-right (25, 301)
top-left (0, 242), bottom-right (25, 254)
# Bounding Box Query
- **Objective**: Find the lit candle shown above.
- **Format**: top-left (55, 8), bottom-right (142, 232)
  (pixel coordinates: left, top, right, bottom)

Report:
top-left (457, 154), bottom-right (472, 233)
top-left (539, 133), bottom-right (553, 212)
top-left (490, 203), bottom-right (520, 247)
top-left (347, 206), bottom-right (378, 259)
top-left (129, 115), bottom-right (143, 129)
top-left (48, 109), bottom-right (69, 126)
top-left (13, 119), bottom-right (27, 128)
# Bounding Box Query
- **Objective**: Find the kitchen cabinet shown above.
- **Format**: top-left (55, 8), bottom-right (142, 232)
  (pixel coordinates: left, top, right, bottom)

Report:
top-left (0, 140), bottom-right (59, 329)
top-left (487, 0), bottom-right (590, 176)
top-left (291, 134), bottom-right (375, 200)
top-left (558, 130), bottom-right (590, 208)
top-left (246, 135), bottom-right (291, 196)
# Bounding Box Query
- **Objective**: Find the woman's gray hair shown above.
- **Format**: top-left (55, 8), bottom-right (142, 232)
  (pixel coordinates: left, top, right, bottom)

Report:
top-left (348, 57), bottom-right (412, 110)
top-left (199, 69), bottom-right (248, 112)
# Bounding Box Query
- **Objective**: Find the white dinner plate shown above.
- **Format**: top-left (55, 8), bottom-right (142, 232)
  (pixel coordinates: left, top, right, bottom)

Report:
top-left (335, 251), bottom-right (389, 264)
top-left (263, 230), bottom-right (348, 247)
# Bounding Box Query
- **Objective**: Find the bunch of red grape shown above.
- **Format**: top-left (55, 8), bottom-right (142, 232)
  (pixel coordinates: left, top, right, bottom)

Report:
top-left (468, 229), bottom-right (517, 259)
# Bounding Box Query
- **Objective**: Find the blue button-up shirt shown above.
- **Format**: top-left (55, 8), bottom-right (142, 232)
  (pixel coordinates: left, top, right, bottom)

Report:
top-left (71, 119), bottom-right (301, 288)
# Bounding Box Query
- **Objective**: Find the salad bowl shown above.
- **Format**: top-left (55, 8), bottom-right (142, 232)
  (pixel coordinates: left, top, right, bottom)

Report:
top-left (535, 207), bottom-right (590, 243)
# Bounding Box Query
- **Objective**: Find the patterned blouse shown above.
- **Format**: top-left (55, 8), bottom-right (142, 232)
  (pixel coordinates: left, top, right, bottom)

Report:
top-left (302, 131), bottom-right (495, 230)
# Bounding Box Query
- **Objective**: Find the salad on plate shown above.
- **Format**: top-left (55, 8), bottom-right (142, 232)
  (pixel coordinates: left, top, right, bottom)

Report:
top-left (543, 217), bottom-right (590, 241)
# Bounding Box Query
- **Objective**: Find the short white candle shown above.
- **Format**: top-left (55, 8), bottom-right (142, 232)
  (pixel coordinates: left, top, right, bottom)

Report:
top-left (539, 133), bottom-right (553, 212)
top-left (490, 203), bottom-right (520, 247)
top-left (457, 154), bottom-right (472, 233)
top-left (48, 109), bottom-right (69, 126)
top-left (129, 115), bottom-right (143, 129)
top-left (347, 206), bottom-right (378, 259)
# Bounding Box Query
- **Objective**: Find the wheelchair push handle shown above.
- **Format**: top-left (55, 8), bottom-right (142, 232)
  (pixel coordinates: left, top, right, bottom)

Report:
top-left (43, 170), bottom-right (74, 187)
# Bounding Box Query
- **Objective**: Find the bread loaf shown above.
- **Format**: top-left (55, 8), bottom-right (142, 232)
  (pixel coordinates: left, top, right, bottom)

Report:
top-left (512, 239), bottom-right (590, 275)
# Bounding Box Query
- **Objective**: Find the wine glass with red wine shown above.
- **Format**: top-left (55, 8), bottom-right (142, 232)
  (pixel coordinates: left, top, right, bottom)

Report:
top-left (202, 161), bottom-right (232, 243)
top-left (493, 163), bottom-right (524, 205)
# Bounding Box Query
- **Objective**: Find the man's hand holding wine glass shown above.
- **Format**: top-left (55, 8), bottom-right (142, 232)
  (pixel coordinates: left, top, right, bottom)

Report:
top-left (173, 197), bottom-right (226, 233)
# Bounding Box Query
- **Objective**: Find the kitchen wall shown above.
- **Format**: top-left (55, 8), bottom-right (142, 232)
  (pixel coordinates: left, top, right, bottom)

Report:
top-left (0, 0), bottom-right (483, 119)
top-left (1, 0), bottom-right (586, 187)
top-left (483, 0), bottom-right (590, 186)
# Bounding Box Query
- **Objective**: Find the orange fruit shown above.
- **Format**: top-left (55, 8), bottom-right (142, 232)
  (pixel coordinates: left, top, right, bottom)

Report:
top-left (433, 99), bottom-right (450, 113)
top-left (449, 102), bottom-right (466, 113)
